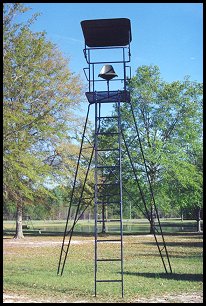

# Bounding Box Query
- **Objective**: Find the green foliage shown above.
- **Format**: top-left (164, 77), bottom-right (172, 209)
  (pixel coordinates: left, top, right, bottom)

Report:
top-left (104, 65), bottom-right (203, 218)
top-left (3, 4), bottom-right (85, 220)
top-left (126, 65), bottom-right (203, 216)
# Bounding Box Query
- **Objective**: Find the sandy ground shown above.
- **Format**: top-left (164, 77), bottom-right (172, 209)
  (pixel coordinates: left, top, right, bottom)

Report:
top-left (3, 292), bottom-right (203, 303)
top-left (3, 238), bottom-right (93, 247)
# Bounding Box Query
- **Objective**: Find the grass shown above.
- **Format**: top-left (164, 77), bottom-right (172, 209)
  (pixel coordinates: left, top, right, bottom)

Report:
top-left (3, 229), bottom-right (203, 303)
top-left (3, 218), bottom-right (202, 235)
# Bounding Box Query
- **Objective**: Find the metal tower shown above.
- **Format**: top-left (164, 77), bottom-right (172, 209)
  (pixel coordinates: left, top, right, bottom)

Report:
top-left (57, 18), bottom-right (172, 298)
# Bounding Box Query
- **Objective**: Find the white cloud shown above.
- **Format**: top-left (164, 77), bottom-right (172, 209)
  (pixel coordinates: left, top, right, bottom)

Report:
top-left (52, 34), bottom-right (83, 44)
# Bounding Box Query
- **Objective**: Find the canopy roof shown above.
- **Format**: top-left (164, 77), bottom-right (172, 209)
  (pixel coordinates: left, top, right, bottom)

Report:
top-left (81, 18), bottom-right (132, 47)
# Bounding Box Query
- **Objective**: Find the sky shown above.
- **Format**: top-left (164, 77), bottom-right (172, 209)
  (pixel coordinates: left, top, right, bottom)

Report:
top-left (17, 3), bottom-right (203, 84)
top-left (13, 3), bottom-right (203, 120)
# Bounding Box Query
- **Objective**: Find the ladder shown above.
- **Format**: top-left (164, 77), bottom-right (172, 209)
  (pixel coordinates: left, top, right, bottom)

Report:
top-left (94, 91), bottom-right (124, 297)
top-left (57, 93), bottom-right (172, 295)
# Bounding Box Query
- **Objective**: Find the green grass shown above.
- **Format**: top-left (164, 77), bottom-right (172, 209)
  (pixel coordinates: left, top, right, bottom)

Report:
top-left (3, 218), bottom-right (202, 235)
top-left (3, 232), bottom-right (203, 303)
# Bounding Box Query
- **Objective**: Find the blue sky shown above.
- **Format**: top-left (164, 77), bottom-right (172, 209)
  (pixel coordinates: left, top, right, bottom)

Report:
top-left (18, 3), bottom-right (203, 84)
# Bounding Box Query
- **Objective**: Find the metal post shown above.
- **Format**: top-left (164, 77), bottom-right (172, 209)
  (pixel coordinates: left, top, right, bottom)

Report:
top-left (117, 92), bottom-right (124, 298)
top-left (94, 92), bottom-right (98, 296)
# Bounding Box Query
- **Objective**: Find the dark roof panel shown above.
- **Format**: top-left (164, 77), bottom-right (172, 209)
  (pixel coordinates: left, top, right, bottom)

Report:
top-left (81, 18), bottom-right (132, 47)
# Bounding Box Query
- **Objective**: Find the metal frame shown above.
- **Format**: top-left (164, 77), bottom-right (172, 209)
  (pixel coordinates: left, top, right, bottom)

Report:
top-left (83, 45), bottom-right (131, 92)
top-left (57, 18), bottom-right (172, 299)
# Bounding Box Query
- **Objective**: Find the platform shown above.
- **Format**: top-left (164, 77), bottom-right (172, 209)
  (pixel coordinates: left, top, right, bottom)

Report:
top-left (85, 90), bottom-right (130, 104)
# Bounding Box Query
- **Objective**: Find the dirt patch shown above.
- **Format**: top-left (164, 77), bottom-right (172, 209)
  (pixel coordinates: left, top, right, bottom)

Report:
top-left (3, 293), bottom-right (88, 303)
top-left (3, 237), bottom-right (128, 249)
top-left (133, 292), bottom-right (203, 303)
top-left (3, 238), bottom-right (93, 248)
top-left (3, 292), bottom-right (203, 303)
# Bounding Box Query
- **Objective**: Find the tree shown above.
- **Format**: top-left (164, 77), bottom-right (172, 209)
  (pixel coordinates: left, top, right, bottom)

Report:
top-left (111, 65), bottom-right (202, 232)
top-left (3, 3), bottom-right (84, 238)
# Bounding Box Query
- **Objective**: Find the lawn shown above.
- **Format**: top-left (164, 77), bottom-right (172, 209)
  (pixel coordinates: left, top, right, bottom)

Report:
top-left (3, 218), bottom-right (202, 235)
top-left (3, 227), bottom-right (203, 303)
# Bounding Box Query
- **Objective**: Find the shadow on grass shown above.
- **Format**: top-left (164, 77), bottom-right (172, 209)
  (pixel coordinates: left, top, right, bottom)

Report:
top-left (123, 271), bottom-right (203, 282)
top-left (3, 230), bottom-right (95, 237)
top-left (143, 240), bottom-right (203, 248)
top-left (3, 230), bottom-right (203, 238)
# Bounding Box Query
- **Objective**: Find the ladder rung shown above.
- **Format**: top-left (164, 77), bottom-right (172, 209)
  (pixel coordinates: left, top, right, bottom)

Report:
top-left (97, 194), bottom-right (120, 198)
top-left (97, 258), bottom-right (121, 262)
top-left (96, 201), bottom-right (120, 205)
top-left (96, 239), bottom-right (121, 242)
top-left (96, 280), bottom-right (122, 283)
top-left (97, 182), bottom-right (119, 186)
top-left (96, 165), bottom-right (119, 169)
top-left (98, 148), bottom-right (119, 152)
top-left (97, 188), bottom-right (119, 192)
top-left (82, 146), bottom-right (93, 150)
top-left (97, 219), bottom-right (121, 222)
top-left (96, 132), bottom-right (119, 135)
top-left (80, 197), bottom-right (94, 200)
top-left (97, 116), bottom-right (119, 120)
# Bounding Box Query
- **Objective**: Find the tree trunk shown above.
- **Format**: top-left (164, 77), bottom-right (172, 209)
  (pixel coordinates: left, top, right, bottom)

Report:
top-left (149, 202), bottom-right (155, 234)
top-left (13, 203), bottom-right (24, 239)
top-left (148, 173), bottom-right (156, 234)
top-left (180, 208), bottom-right (184, 221)
top-left (196, 207), bottom-right (202, 233)
top-left (101, 203), bottom-right (106, 234)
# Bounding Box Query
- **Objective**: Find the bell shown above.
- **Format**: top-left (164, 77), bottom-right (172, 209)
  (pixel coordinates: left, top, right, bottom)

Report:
top-left (98, 65), bottom-right (118, 81)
